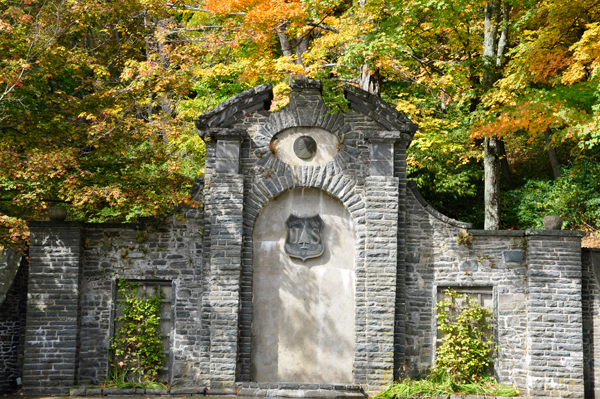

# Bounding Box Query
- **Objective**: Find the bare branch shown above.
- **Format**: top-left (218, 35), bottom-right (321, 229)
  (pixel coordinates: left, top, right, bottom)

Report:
top-left (166, 3), bottom-right (246, 15)
top-left (306, 21), bottom-right (339, 33)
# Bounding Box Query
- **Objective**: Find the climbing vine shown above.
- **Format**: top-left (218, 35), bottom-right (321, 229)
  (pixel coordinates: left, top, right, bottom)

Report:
top-left (110, 279), bottom-right (165, 383)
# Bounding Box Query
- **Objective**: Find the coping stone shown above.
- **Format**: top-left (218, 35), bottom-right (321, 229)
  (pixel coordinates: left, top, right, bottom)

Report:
top-left (86, 389), bottom-right (103, 397)
top-left (104, 388), bottom-right (135, 395)
top-left (525, 229), bottom-right (586, 237)
top-left (70, 388), bottom-right (86, 396)
top-left (469, 230), bottom-right (525, 237)
top-left (206, 388), bottom-right (237, 395)
top-left (146, 389), bottom-right (171, 395)
top-left (170, 388), bottom-right (206, 395)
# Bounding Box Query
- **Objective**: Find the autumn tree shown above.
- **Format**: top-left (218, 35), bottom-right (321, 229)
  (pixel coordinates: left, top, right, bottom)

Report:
top-left (0, 0), bottom-right (204, 247)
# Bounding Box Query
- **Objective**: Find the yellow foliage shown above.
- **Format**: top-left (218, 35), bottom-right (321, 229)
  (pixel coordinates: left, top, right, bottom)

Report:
top-left (562, 22), bottom-right (600, 85)
top-left (270, 82), bottom-right (291, 111)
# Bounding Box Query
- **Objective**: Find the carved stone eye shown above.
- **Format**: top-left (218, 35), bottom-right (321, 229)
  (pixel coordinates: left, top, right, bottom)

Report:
top-left (271, 127), bottom-right (338, 166)
top-left (293, 136), bottom-right (317, 159)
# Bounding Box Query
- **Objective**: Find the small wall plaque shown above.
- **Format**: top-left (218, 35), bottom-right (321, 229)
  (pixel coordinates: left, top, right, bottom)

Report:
top-left (285, 214), bottom-right (324, 261)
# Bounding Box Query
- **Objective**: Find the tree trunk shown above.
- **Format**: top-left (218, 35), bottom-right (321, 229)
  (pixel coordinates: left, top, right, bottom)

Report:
top-left (357, 66), bottom-right (382, 96)
top-left (482, 0), bottom-right (500, 87)
top-left (484, 137), bottom-right (501, 229)
top-left (354, 0), bottom-right (381, 96)
top-left (496, 2), bottom-right (510, 67)
top-left (498, 139), bottom-right (512, 186)
top-left (277, 28), bottom-right (294, 58)
top-left (292, 35), bottom-right (310, 68)
top-left (544, 128), bottom-right (561, 179)
top-left (482, 0), bottom-right (502, 229)
top-left (278, 22), bottom-right (310, 81)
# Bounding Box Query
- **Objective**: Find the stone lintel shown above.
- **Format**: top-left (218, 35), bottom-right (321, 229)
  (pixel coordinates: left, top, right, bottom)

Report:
top-left (364, 130), bottom-right (411, 143)
top-left (199, 127), bottom-right (247, 142)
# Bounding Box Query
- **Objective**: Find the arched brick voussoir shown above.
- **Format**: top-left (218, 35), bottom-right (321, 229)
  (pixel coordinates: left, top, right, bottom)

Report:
top-left (267, 99), bottom-right (348, 138)
top-left (244, 165), bottom-right (366, 230)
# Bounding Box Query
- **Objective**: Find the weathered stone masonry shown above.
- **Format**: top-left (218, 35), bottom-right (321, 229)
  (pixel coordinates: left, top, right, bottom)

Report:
top-left (0, 250), bottom-right (28, 394)
top-left (3, 79), bottom-right (597, 398)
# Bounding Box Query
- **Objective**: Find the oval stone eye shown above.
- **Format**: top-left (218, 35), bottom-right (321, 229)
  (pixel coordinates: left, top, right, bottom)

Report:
top-left (293, 135), bottom-right (317, 159)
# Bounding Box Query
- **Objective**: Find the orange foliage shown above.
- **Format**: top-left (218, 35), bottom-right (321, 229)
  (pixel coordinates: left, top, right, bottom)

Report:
top-left (472, 101), bottom-right (566, 140)
top-left (203, 0), bottom-right (307, 44)
top-left (528, 49), bottom-right (572, 84)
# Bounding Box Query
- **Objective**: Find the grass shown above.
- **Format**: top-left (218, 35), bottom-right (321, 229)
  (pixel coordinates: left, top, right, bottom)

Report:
top-left (88, 367), bottom-right (171, 389)
top-left (375, 372), bottom-right (520, 399)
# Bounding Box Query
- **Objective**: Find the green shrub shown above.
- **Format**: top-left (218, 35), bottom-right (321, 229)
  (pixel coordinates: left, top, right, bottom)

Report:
top-left (503, 157), bottom-right (600, 230)
top-left (433, 289), bottom-right (494, 383)
top-left (374, 290), bottom-right (519, 399)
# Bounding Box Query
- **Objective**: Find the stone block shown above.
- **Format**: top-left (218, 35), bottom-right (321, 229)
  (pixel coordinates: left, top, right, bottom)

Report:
top-left (504, 250), bottom-right (525, 263)
top-left (237, 388), bottom-right (267, 397)
top-left (70, 388), bottom-right (86, 396)
top-left (146, 389), bottom-right (171, 395)
top-left (460, 260), bottom-right (478, 272)
top-left (369, 160), bottom-right (394, 176)
top-left (170, 388), bottom-right (205, 395)
top-left (206, 388), bottom-right (237, 395)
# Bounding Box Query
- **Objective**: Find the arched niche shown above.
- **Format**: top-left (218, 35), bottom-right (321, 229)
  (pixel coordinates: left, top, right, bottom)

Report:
top-left (251, 188), bottom-right (356, 383)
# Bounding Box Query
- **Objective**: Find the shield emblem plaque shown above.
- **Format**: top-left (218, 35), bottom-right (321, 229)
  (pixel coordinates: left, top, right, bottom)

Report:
top-left (284, 214), bottom-right (324, 261)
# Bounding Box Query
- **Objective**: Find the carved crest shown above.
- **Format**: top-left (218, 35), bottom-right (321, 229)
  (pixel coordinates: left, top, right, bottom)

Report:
top-left (284, 215), bottom-right (324, 261)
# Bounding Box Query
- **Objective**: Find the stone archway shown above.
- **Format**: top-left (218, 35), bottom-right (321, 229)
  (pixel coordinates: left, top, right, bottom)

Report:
top-left (251, 188), bottom-right (356, 383)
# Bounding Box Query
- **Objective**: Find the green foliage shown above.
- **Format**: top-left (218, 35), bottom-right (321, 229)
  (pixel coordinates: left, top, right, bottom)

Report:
top-left (375, 372), bottom-right (520, 399)
top-left (109, 279), bottom-right (165, 384)
top-left (503, 157), bottom-right (600, 230)
top-left (456, 229), bottom-right (473, 247)
top-left (434, 290), bottom-right (495, 383)
top-left (374, 290), bottom-right (518, 399)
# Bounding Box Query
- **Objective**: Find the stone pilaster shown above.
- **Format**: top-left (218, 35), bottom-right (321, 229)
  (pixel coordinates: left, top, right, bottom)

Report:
top-left (582, 248), bottom-right (600, 398)
top-left (23, 222), bottom-right (83, 394)
top-left (204, 128), bottom-right (246, 388)
top-left (526, 229), bottom-right (586, 398)
top-left (363, 176), bottom-right (399, 391)
top-left (394, 135), bottom-right (410, 379)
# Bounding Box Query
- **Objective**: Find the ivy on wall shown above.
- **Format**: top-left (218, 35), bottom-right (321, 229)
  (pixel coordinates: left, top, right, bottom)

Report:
top-left (109, 279), bottom-right (165, 384)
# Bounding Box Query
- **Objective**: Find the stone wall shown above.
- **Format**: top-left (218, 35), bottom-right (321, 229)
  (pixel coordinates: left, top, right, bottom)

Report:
top-left (526, 231), bottom-right (585, 398)
top-left (24, 224), bottom-right (83, 394)
top-left (582, 248), bottom-right (600, 399)
top-left (216, 80), bottom-right (411, 392)
top-left (403, 185), bottom-right (585, 398)
top-left (14, 80), bottom-right (595, 398)
top-left (0, 255), bottom-right (28, 394)
top-left (24, 211), bottom-right (204, 394)
top-left (404, 187), bottom-right (528, 388)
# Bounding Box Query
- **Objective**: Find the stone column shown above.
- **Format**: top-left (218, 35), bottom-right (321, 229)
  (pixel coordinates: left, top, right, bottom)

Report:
top-left (23, 222), bottom-right (83, 394)
top-left (525, 229), bottom-right (586, 398)
top-left (205, 129), bottom-right (246, 388)
top-left (363, 132), bottom-right (401, 391)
